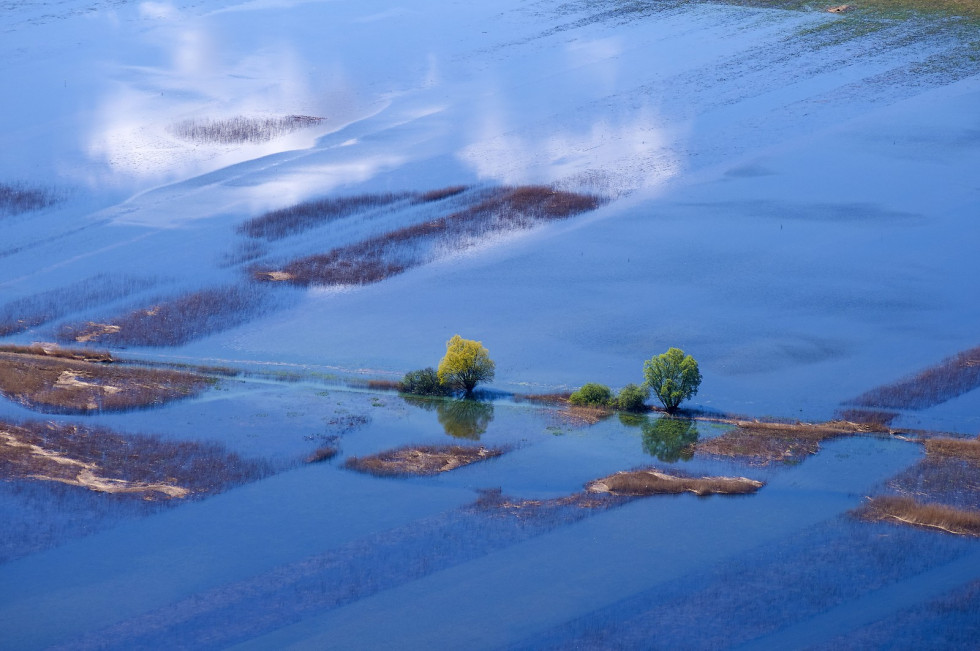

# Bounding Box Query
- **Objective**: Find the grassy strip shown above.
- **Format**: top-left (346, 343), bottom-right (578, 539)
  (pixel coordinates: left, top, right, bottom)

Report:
top-left (854, 496), bottom-right (980, 536)
top-left (255, 186), bottom-right (602, 286)
top-left (849, 345), bottom-right (980, 410)
top-left (586, 468), bottom-right (764, 496)
top-left (0, 419), bottom-right (271, 500)
top-left (0, 351), bottom-right (211, 413)
top-left (0, 343), bottom-right (112, 363)
top-left (239, 193), bottom-right (411, 241)
top-left (344, 444), bottom-right (506, 477)
top-left (696, 420), bottom-right (866, 465)
top-left (169, 115), bottom-right (324, 145)
top-left (56, 285), bottom-right (268, 347)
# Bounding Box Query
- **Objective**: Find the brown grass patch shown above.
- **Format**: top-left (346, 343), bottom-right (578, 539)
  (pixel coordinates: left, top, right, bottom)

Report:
top-left (254, 185), bottom-right (602, 287)
top-left (849, 345), bottom-right (980, 410)
top-left (696, 420), bottom-right (863, 465)
top-left (0, 343), bottom-right (112, 363)
top-left (366, 379), bottom-right (402, 391)
top-left (854, 496), bottom-right (980, 536)
top-left (834, 408), bottom-right (898, 429)
top-left (0, 419), bottom-right (271, 500)
top-left (512, 392), bottom-right (572, 406)
top-left (586, 468), bottom-right (764, 497)
top-left (0, 351), bottom-right (211, 413)
top-left (56, 285), bottom-right (268, 347)
top-left (923, 437), bottom-right (980, 464)
top-left (344, 444), bottom-right (506, 477)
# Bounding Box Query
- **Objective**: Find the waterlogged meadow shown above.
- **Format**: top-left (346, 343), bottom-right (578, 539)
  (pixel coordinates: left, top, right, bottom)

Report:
top-left (1, 0), bottom-right (979, 646)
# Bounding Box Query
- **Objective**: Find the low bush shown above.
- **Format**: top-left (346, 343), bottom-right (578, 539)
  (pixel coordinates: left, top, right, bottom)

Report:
top-left (400, 367), bottom-right (451, 396)
top-left (569, 383), bottom-right (613, 407)
top-left (615, 383), bottom-right (649, 412)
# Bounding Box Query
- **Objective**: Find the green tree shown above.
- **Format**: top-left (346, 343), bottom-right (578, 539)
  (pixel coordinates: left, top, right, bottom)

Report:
top-left (569, 382), bottom-right (613, 407)
top-left (437, 335), bottom-right (495, 395)
top-left (615, 383), bottom-right (649, 412)
top-left (642, 347), bottom-right (702, 413)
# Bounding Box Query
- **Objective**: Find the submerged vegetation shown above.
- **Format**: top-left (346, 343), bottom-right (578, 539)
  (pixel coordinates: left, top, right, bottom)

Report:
top-left (169, 115), bottom-right (325, 145)
top-left (849, 344), bottom-right (980, 410)
top-left (0, 182), bottom-right (58, 216)
top-left (697, 420), bottom-right (866, 465)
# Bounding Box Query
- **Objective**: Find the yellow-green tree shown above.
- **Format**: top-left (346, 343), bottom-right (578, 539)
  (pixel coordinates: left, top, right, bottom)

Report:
top-left (437, 335), bottom-right (495, 395)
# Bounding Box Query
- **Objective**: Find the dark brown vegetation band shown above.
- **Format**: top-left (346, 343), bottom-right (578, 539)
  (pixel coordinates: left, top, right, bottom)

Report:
top-left (254, 186), bottom-right (602, 287)
top-left (849, 345), bottom-right (980, 410)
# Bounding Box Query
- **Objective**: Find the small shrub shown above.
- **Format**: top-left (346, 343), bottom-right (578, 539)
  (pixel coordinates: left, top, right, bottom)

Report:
top-left (400, 367), bottom-right (450, 396)
top-left (615, 383), bottom-right (649, 412)
top-left (568, 383), bottom-right (613, 407)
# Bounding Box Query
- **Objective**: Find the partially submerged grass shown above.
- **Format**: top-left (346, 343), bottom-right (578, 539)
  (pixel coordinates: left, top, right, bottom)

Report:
top-left (254, 186), bottom-right (602, 286)
top-left (0, 419), bottom-right (272, 500)
top-left (586, 468), bottom-right (764, 497)
top-left (0, 343), bottom-right (112, 363)
top-left (696, 420), bottom-right (865, 465)
top-left (414, 185), bottom-right (469, 203)
top-left (0, 274), bottom-right (157, 337)
top-left (56, 285), bottom-right (269, 347)
top-left (849, 345), bottom-right (980, 410)
top-left (344, 444), bottom-right (506, 477)
top-left (471, 487), bottom-right (621, 520)
top-left (305, 444), bottom-right (340, 464)
top-left (170, 115), bottom-right (325, 145)
top-left (854, 496), bottom-right (980, 536)
top-left (238, 193), bottom-right (410, 241)
top-left (834, 408), bottom-right (898, 429)
top-left (0, 182), bottom-right (58, 215)
top-left (0, 351), bottom-right (211, 413)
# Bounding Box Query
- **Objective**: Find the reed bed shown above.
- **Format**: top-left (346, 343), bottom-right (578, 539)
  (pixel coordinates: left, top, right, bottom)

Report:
top-left (254, 186), bottom-right (602, 287)
top-left (850, 345), bottom-right (980, 410)
top-left (923, 437), bottom-right (980, 464)
top-left (344, 443), bottom-right (506, 477)
top-left (170, 115), bottom-right (324, 145)
top-left (0, 351), bottom-right (211, 413)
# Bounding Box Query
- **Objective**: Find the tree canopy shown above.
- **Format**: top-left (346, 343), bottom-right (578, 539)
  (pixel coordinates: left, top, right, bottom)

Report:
top-left (642, 347), bottom-right (702, 413)
top-left (436, 335), bottom-right (495, 394)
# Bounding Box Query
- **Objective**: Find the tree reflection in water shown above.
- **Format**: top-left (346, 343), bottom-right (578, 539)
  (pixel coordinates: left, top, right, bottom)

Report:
top-left (402, 396), bottom-right (495, 440)
top-left (641, 416), bottom-right (699, 463)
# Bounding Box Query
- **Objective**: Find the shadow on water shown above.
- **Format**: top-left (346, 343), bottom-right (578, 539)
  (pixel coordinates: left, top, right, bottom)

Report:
top-left (402, 396), bottom-right (495, 440)
top-left (620, 414), bottom-right (699, 463)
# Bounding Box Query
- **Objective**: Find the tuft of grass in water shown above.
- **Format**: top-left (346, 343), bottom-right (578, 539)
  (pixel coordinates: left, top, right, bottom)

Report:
top-left (849, 345), bottom-right (980, 410)
top-left (253, 186), bottom-right (603, 287)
